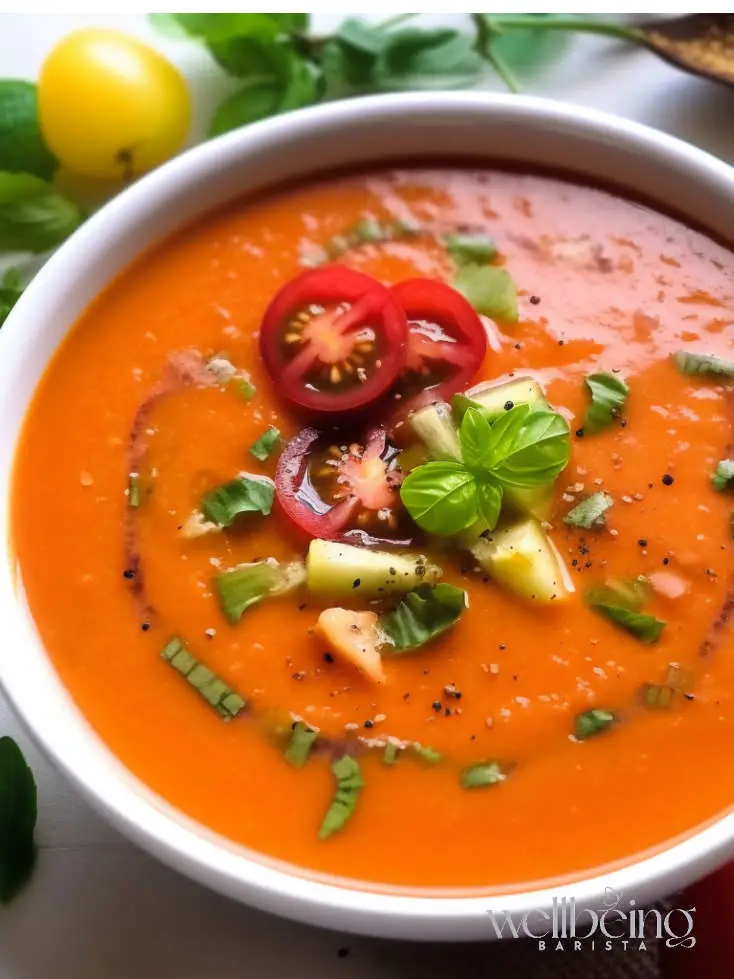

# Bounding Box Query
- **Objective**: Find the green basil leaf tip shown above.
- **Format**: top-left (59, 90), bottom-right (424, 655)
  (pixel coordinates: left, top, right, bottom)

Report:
top-left (0, 736), bottom-right (37, 904)
top-left (318, 755), bottom-right (364, 840)
top-left (582, 372), bottom-right (628, 434)
top-left (0, 171), bottom-right (85, 253)
top-left (672, 350), bottom-right (734, 378)
top-left (461, 760), bottom-right (505, 790)
top-left (563, 491), bottom-right (614, 529)
top-left (454, 263), bottom-right (518, 322)
top-left (249, 426), bottom-right (281, 462)
top-left (712, 459), bottom-right (734, 491)
top-left (379, 583), bottom-right (466, 653)
top-left (201, 474), bottom-right (274, 527)
top-left (0, 81), bottom-right (57, 180)
top-left (284, 721), bottom-right (318, 767)
top-left (587, 579), bottom-right (665, 644)
top-left (575, 709), bottom-right (615, 741)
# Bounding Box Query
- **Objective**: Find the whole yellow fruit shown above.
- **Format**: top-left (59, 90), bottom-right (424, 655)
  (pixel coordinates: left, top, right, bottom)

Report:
top-left (38, 28), bottom-right (191, 180)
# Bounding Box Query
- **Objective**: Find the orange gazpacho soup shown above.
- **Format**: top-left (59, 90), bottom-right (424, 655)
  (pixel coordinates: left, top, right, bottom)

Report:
top-left (12, 167), bottom-right (734, 890)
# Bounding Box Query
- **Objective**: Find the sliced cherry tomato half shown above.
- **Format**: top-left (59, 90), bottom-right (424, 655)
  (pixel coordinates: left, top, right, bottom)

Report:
top-left (389, 277), bottom-right (488, 413)
top-left (259, 266), bottom-right (409, 414)
top-left (275, 425), bottom-right (410, 546)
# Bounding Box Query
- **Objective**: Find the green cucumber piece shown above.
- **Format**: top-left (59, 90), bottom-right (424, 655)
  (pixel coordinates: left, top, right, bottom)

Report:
top-left (470, 517), bottom-right (573, 603)
top-left (456, 376), bottom-right (548, 421)
top-left (306, 539), bottom-right (441, 598)
top-left (409, 402), bottom-right (461, 462)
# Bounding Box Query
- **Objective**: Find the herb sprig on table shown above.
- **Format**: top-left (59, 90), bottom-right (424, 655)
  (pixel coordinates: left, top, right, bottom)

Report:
top-left (0, 736), bottom-right (38, 905)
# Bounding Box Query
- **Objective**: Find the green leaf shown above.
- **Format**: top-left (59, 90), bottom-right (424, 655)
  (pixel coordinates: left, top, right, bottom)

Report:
top-left (575, 709), bottom-right (615, 741)
top-left (445, 232), bottom-right (496, 266)
top-left (563, 491), bottom-right (614, 529)
top-left (206, 35), bottom-right (292, 79)
top-left (400, 460), bottom-right (478, 536)
top-left (201, 474), bottom-right (274, 526)
top-left (488, 407), bottom-right (571, 488)
top-left (411, 743), bottom-right (442, 764)
top-left (336, 18), bottom-right (389, 56)
top-left (249, 426), bottom-right (281, 462)
top-left (0, 81), bottom-right (57, 180)
top-left (161, 638), bottom-right (246, 719)
top-left (454, 263), bottom-right (518, 322)
top-left (476, 477), bottom-right (503, 529)
top-left (459, 406), bottom-right (494, 471)
top-left (374, 29), bottom-right (485, 91)
top-left (319, 39), bottom-right (376, 97)
top-left (0, 172), bottom-right (84, 253)
top-left (0, 736), bottom-right (37, 904)
top-left (284, 721), bottom-right (318, 767)
top-left (146, 14), bottom-right (190, 38)
top-left (587, 581), bottom-right (665, 644)
top-left (318, 755), bottom-right (364, 840)
top-left (460, 760), bottom-right (505, 789)
top-left (712, 459), bottom-right (734, 491)
top-left (582, 372), bottom-right (629, 434)
top-left (162, 13), bottom-right (306, 43)
top-left (382, 741), bottom-right (400, 765)
top-left (0, 266), bottom-right (23, 327)
top-left (672, 350), bottom-right (734, 378)
top-left (214, 557), bottom-right (304, 624)
top-left (379, 583), bottom-right (466, 653)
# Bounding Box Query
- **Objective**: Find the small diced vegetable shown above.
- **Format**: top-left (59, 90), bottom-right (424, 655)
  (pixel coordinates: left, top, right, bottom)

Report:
top-left (315, 608), bottom-right (385, 684)
top-left (201, 474), bottom-right (274, 527)
top-left (409, 402), bottom-right (461, 462)
top-left (318, 755), bottom-right (364, 840)
top-left (161, 637), bottom-right (246, 720)
top-left (249, 426), bottom-right (281, 462)
top-left (215, 558), bottom-right (305, 624)
top-left (454, 376), bottom-right (548, 422)
top-left (306, 539), bottom-right (441, 598)
top-left (379, 583), bottom-right (466, 653)
top-left (470, 517), bottom-right (573, 603)
top-left (575, 709), bottom-right (615, 740)
top-left (461, 761), bottom-right (505, 789)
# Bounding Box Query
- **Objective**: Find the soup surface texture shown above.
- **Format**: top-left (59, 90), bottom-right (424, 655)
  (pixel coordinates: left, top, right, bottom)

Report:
top-left (12, 167), bottom-right (734, 890)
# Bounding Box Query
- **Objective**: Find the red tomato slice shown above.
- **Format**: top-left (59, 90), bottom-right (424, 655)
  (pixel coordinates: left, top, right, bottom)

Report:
top-left (275, 426), bottom-right (410, 545)
top-left (259, 266), bottom-right (409, 414)
top-left (389, 277), bottom-right (488, 413)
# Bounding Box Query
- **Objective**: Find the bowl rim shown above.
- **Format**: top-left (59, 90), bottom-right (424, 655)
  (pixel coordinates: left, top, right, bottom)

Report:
top-left (2, 90), bottom-right (734, 940)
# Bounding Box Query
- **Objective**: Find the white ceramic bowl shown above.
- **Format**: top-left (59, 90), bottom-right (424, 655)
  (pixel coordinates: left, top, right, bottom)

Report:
top-left (1, 93), bottom-right (733, 942)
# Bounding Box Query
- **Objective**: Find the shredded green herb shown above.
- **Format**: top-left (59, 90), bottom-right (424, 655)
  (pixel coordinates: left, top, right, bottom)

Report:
top-left (249, 426), bottom-right (281, 462)
top-left (412, 743), bottom-right (443, 764)
top-left (582, 372), bottom-right (629, 434)
top-left (235, 377), bottom-right (256, 400)
top-left (382, 741), bottom-right (400, 765)
top-left (161, 637), bottom-right (246, 720)
top-left (575, 709), bottom-right (615, 740)
top-left (318, 755), bottom-right (364, 840)
top-left (587, 579), bottom-right (665, 643)
top-left (201, 474), bottom-right (274, 527)
top-left (460, 760), bottom-right (505, 789)
top-left (128, 472), bottom-right (141, 508)
top-left (215, 558), bottom-right (305, 624)
top-left (672, 350), bottom-right (734, 378)
top-left (444, 232), bottom-right (496, 266)
top-left (284, 721), bottom-right (318, 767)
top-left (712, 459), bottom-right (734, 491)
top-left (563, 491), bottom-right (613, 529)
top-left (642, 684), bottom-right (673, 709)
top-left (454, 263), bottom-right (518, 322)
top-left (379, 583), bottom-right (466, 653)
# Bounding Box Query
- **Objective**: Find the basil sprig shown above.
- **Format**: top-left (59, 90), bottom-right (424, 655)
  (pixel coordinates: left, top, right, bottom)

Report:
top-left (400, 404), bottom-right (570, 536)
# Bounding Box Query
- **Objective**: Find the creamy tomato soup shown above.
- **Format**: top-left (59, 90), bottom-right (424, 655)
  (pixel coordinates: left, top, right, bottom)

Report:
top-left (12, 168), bottom-right (734, 889)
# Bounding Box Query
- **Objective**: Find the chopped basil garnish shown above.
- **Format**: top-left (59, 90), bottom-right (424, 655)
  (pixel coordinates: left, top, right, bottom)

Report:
top-left (249, 426), bottom-right (281, 462)
top-left (382, 741), bottom-right (399, 765)
top-left (460, 760), bottom-right (505, 789)
top-left (445, 232), bottom-right (496, 266)
top-left (412, 743), bottom-right (442, 764)
top-left (672, 350), bottom-right (734, 378)
top-left (575, 709), bottom-right (615, 740)
top-left (454, 263), bottom-right (518, 322)
top-left (284, 721), bottom-right (318, 767)
top-left (379, 583), bottom-right (466, 653)
top-left (318, 755), bottom-right (364, 840)
top-left (582, 372), bottom-right (629, 434)
top-left (201, 474), bottom-right (274, 527)
top-left (128, 472), bottom-right (141, 508)
top-left (563, 491), bottom-right (613, 529)
top-left (712, 459), bottom-right (734, 491)
top-left (642, 683), bottom-right (673, 709)
top-left (161, 637), bottom-right (246, 720)
top-left (235, 377), bottom-right (256, 401)
top-left (0, 736), bottom-right (37, 905)
top-left (587, 579), bottom-right (666, 643)
top-left (379, 741), bottom-right (441, 765)
top-left (215, 558), bottom-right (305, 624)
top-left (300, 217), bottom-right (421, 267)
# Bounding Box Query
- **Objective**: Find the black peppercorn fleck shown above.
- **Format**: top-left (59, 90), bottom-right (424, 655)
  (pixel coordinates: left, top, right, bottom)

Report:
top-left (504, 400), bottom-right (514, 411)
top-left (529, 295), bottom-right (540, 305)
top-left (363, 719), bottom-right (374, 729)
top-left (638, 539), bottom-right (648, 547)
top-left (122, 568), bottom-right (136, 580)
top-left (575, 428), bottom-right (584, 438)
top-left (432, 700), bottom-right (442, 712)
top-left (323, 652), bottom-right (334, 663)
top-left (662, 474), bottom-right (674, 486)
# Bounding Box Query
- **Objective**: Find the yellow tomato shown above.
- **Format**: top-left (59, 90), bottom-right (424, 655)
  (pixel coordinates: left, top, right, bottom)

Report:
top-left (38, 28), bottom-right (191, 180)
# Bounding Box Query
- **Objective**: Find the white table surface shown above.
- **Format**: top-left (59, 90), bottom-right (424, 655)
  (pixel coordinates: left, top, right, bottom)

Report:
top-left (1, 13), bottom-right (733, 979)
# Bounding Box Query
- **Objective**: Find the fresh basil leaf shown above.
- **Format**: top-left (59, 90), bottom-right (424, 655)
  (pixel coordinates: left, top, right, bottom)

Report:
top-left (0, 736), bottom-right (37, 904)
top-left (476, 477), bottom-right (503, 529)
top-left (206, 35), bottom-right (291, 79)
top-left (400, 460), bottom-right (478, 536)
top-left (461, 760), bottom-right (505, 789)
top-left (575, 709), bottom-right (615, 741)
top-left (201, 474), bottom-right (274, 526)
top-left (0, 266), bottom-right (23, 327)
top-left (319, 39), bottom-right (376, 97)
top-left (163, 13), bottom-right (306, 43)
top-left (455, 263), bottom-right (518, 322)
top-left (374, 29), bottom-right (485, 91)
top-left (249, 426), bottom-right (281, 462)
top-left (0, 172), bottom-right (84, 253)
top-left (563, 491), bottom-right (614, 529)
top-left (459, 406), bottom-right (494, 470)
top-left (672, 350), bottom-right (734, 378)
top-left (583, 372), bottom-right (628, 434)
top-left (0, 81), bottom-right (57, 180)
top-left (489, 407), bottom-right (571, 488)
top-left (336, 18), bottom-right (389, 56)
top-left (380, 583), bottom-right (466, 653)
top-left (284, 721), bottom-right (318, 768)
top-left (587, 583), bottom-right (665, 643)
top-left (712, 459), bottom-right (734, 491)
top-left (318, 755), bottom-right (364, 839)
top-left (214, 559), bottom-right (281, 623)
top-left (445, 232), bottom-right (496, 266)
